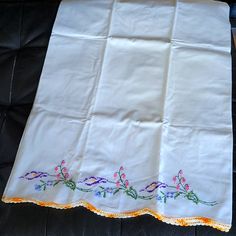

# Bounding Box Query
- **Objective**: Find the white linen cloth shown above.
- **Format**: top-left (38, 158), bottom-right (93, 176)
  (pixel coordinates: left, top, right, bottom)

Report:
top-left (2, 0), bottom-right (232, 232)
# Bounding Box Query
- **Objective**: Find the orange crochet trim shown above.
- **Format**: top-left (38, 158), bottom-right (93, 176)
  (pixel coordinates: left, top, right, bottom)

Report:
top-left (1, 196), bottom-right (230, 232)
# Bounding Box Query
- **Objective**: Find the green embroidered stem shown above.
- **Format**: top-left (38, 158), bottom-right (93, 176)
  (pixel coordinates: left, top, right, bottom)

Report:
top-left (138, 195), bottom-right (156, 200)
top-left (76, 187), bottom-right (93, 192)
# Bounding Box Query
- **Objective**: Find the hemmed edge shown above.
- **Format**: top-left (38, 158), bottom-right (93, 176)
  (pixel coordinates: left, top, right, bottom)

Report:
top-left (1, 196), bottom-right (231, 232)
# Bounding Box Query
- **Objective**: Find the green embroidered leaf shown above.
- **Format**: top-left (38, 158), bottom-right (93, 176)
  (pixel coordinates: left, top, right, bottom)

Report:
top-left (65, 180), bottom-right (76, 190)
top-left (186, 191), bottom-right (199, 204)
top-left (138, 195), bottom-right (155, 200)
top-left (164, 197), bottom-right (167, 203)
top-left (53, 181), bottom-right (61, 186)
top-left (160, 191), bottom-right (167, 203)
top-left (129, 186), bottom-right (138, 199)
top-left (113, 188), bottom-right (120, 195)
top-left (126, 190), bottom-right (136, 199)
top-left (174, 192), bottom-right (181, 199)
top-left (160, 191), bottom-right (165, 196)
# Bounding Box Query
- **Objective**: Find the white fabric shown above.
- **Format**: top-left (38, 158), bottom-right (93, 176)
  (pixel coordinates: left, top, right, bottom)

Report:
top-left (2, 0), bottom-right (232, 231)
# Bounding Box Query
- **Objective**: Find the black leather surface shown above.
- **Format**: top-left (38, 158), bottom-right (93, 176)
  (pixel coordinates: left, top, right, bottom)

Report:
top-left (0, 1), bottom-right (235, 235)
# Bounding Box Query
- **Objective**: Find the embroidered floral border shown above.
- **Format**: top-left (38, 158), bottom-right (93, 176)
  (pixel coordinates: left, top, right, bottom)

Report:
top-left (19, 160), bottom-right (217, 206)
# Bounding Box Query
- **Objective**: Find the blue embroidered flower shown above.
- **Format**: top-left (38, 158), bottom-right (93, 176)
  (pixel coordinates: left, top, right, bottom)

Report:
top-left (156, 195), bottom-right (162, 202)
top-left (166, 192), bottom-right (175, 198)
top-left (46, 180), bottom-right (54, 186)
top-left (95, 190), bottom-right (102, 197)
top-left (34, 184), bottom-right (41, 191)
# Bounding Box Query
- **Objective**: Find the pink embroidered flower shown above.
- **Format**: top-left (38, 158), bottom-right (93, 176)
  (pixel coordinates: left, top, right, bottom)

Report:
top-left (56, 173), bottom-right (61, 179)
top-left (116, 181), bottom-right (120, 187)
top-left (185, 184), bottom-right (190, 191)
top-left (54, 166), bottom-right (58, 172)
top-left (64, 173), bottom-right (69, 179)
top-left (181, 177), bottom-right (186, 183)
top-left (125, 180), bottom-right (129, 187)
top-left (179, 170), bottom-right (183, 176)
top-left (176, 184), bottom-right (180, 191)
top-left (121, 173), bottom-right (126, 179)
top-left (172, 176), bottom-right (176, 183)
top-left (61, 160), bottom-right (65, 165)
top-left (120, 166), bottom-right (124, 171)
top-left (62, 167), bottom-right (68, 173)
top-left (113, 172), bottom-right (118, 178)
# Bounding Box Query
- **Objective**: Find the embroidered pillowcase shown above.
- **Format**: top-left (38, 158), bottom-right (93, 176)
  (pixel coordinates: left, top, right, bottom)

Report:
top-left (2, 0), bottom-right (232, 232)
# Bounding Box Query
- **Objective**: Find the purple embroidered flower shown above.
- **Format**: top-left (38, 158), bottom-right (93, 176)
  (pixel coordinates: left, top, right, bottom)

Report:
top-left (78, 176), bottom-right (108, 186)
top-left (20, 171), bottom-right (48, 180)
top-left (140, 181), bottom-right (167, 193)
top-left (34, 184), bottom-right (41, 191)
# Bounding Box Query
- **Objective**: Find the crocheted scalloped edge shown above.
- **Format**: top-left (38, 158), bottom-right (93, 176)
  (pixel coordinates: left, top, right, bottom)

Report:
top-left (1, 196), bottom-right (230, 232)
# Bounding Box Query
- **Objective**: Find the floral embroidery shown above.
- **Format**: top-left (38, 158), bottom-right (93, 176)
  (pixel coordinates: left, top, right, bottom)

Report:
top-left (19, 160), bottom-right (217, 206)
